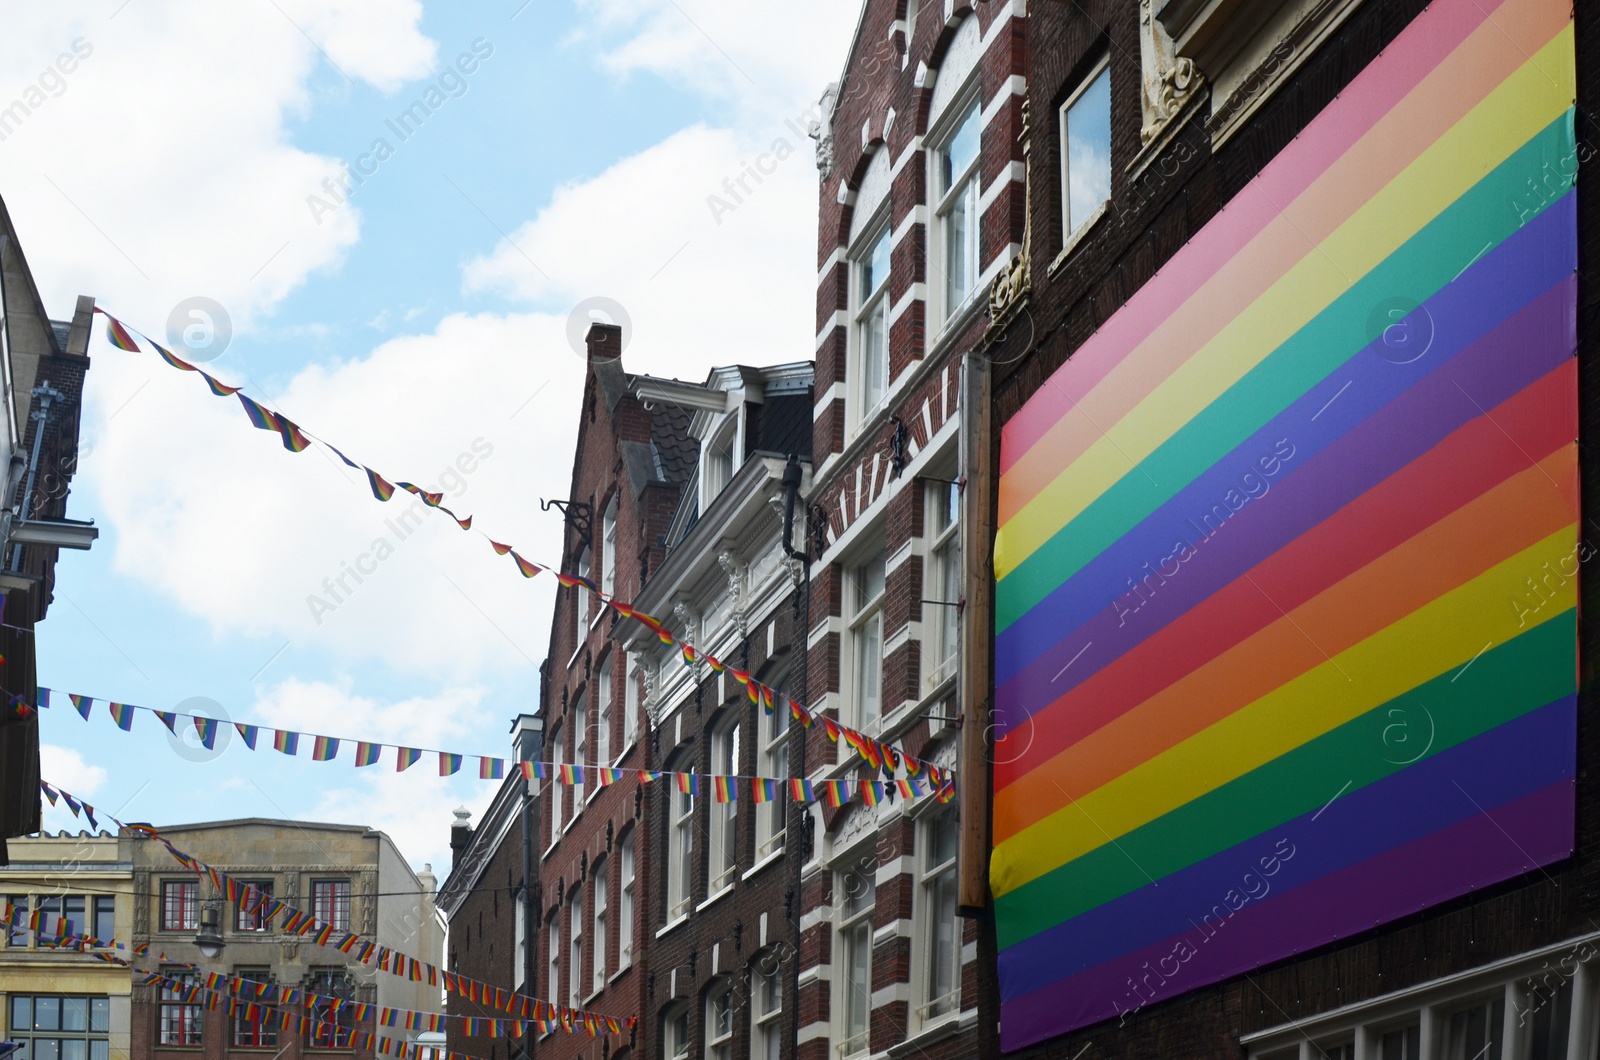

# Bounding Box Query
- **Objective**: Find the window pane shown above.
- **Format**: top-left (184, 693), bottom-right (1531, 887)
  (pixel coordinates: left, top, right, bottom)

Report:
top-left (1525, 976), bottom-right (1572, 1060)
top-left (93, 897), bottom-right (115, 943)
top-left (61, 998), bottom-right (86, 1032)
top-left (944, 185), bottom-right (971, 308)
top-left (1441, 998), bottom-right (1503, 1060)
top-left (861, 229), bottom-right (890, 300)
top-left (1381, 1025), bottom-right (1421, 1060)
top-left (89, 997), bottom-right (109, 1033)
top-left (1064, 66), bottom-right (1111, 236)
top-left (35, 997), bottom-right (60, 1031)
top-left (32, 1041), bottom-right (57, 1060)
top-left (12, 996), bottom-right (30, 1028)
top-left (88, 1042), bottom-right (107, 1060)
top-left (60, 1040), bottom-right (84, 1060)
top-left (940, 100), bottom-right (980, 196)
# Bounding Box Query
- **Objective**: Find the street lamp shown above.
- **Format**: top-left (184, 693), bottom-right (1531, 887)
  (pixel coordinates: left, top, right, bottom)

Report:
top-left (194, 904), bottom-right (224, 960)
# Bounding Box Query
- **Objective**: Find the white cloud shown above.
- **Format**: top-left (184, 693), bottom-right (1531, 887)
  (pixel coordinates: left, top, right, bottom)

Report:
top-left (84, 309), bottom-right (584, 676)
top-left (0, 0), bottom-right (437, 322)
top-left (250, 676), bottom-right (487, 752)
top-left (40, 744), bottom-right (108, 796)
top-left (307, 769), bottom-right (497, 876)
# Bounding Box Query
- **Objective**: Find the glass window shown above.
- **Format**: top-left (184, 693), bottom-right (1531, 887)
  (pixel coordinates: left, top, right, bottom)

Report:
top-left (1060, 61), bottom-right (1112, 241)
top-left (91, 897), bottom-right (114, 945)
top-left (548, 725), bottom-right (564, 840)
top-left (596, 654), bottom-right (613, 768)
top-left (756, 673), bottom-right (790, 859)
top-left (668, 757), bottom-right (695, 920)
top-left (665, 1006), bottom-right (690, 1060)
top-left (7, 894), bottom-right (28, 945)
top-left (1522, 974), bottom-right (1572, 1060)
top-left (592, 858), bottom-right (608, 994)
top-left (159, 971), bottom-right (203, 1046)
top-left (232, 969), bottom-right (277, 1047)
top-left (310, 880), bottom-right (350, 931)
top-left (926, 478), bottom-right (961, 685)
top-left (305, 970), bottom-right (355, 1049)
top-left (618, 832), bottom-right (636, 967)
top-left (574, 548), bottom-right (591, 647)
top-left (569, 887), bottom-right (584, 1007)
top-left (918, 804), bottom-right (961, 1022)
top-left (623, 656), bottom-right (640, 750)
top-left (547, 915), bottom-right (561, 1010)
top-left (705, 985), bottom-right (733, 1060)
top-left (7, 996), bottom-right (111, 1060)
top-left (854, 225), bottom-right (891, 422)
top-left (513, 890), bottom-right (528, 991)
top-left (601, 499), bottom-right (618, 597)
top-left (1380, 1024), bottom-right (1421, 1060)
top-left (161, 881), bottom-right (197, 932)
top-left (1440, 996), bottom-right (1503, 1060)
top-left (935, 96), bottom-right (982, 317)
top-left (236, 881), bottom-right (273, 932)
top-left (752, 951), bottom-right (783, 1060)
top-left (849, 548), bottom-right (888, 729)
top-left (709, 723), bottom-right (740, 893)
top-left (837, 857), bottom-right (877, 1057)
top-left (573, 690), bottom-right (588, 814)
top-left (703, 420), bottom-right (738, 502)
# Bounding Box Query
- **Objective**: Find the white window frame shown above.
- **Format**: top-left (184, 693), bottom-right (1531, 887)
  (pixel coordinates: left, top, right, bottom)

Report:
top-left (705, 982), bottom-right (734, 1060)
top-left (930, 92), bottom-right (982, 324)
top-left (667, 757), bottom-right (695, 921)
top-left (708, 721), bottom-right (740, 895)
top-left (595, 653), bottom-right (613, 769)
top-left (547, 725), bottom-right (564, 845)
top-left (591, 857), bottom-right (607, 995)
top-left (572, 690), bottom-right (588, 815)
top-left (755, 678), bottom-right (789, 859)
top-left (751, 951), bottom-right (783, 1060)
top-left (913, 801), bottom-right (961, 1027)
top-left (623, 656), bottom-right (640, 751)
top-left (835, 853), bottom-right (877, 1058)
top-left (702, 416), bottom-right (739, 507)
top-left (1059, 57), bottom-right (1112, 249)
top-left (850, 219), bottom-right (892, 433)
top-left (574, 547), bottom-right (592, 649)
top-left (601, 498), bottom-right (618, 597)
top-left (847, 545), bottom-right (887, 732)
top-left (568, 886), bottom-right (584, 1009)
top-left (618, 831), bottom-right (635, 969)
top-left (665, 1005), bottom-right (691, 1060)
top-left (924, 477), bottom-right (962, 689)
top-left (547, 914), bottom-right (561, 1016)
top-left (513, 889), bottom-right (527, 990)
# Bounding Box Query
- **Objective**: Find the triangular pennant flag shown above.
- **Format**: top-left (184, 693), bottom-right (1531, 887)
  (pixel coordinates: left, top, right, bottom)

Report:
top-left (272, 729), bottom-right (299, 755)
top-left (396, 748), bottom-right (421, 772)
top-left (193, 716), bottom-right (219, 749)
top-left (68, 694), bottom-right (92, 721)
top-left (312, 736), bottom-right (339, 762)
top-left (509, 551), bottom-right (541, 579)
top-left (488, 540), bottom-right (514, 555)
top-left (235, 723), bottom-right (259, 749)
top-left (439, 752), bottom-right (462, 776)
top-left (355, 742), bottom-right (382, 767)
top-left (199, 372), bottom-right (242, 397)
top-left (103, 315), bottom-right (141, 352)
top-left (154, 711), bottom-right (179, 735)
top-left (108, 702), bottom-right (135, 731)
top-left (479, 757), bottom-right (504, 780)
top-left (364, 468), bottom-right (396, 502)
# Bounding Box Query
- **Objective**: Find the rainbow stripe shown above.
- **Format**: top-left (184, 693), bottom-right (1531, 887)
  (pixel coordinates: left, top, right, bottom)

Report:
top-left (107, 702), bottom-right (134, 731)
top-left (200, 372), bottom-right (242, 397)
top-left (355, 741), bottom-right (382, 767)
top-left (194, 717), bottom-right (219, 749)
top-left (711, 775), bottom-right (735, 803)
top-left (752, 778), bottom-right (777, 803)
top-left (991, 0), bottom-right (1578, 1047)
top-left (439, 752), bottom-right (463, 776)
top-left (365, 469), bottom-right (397, 502)
top-left (509, 551), bottom-right (541, 579)
top-left (396, 748), bottom-right (421, 772)
top-left (312, 736), bottom-right (339, 762)
top-left (103, 316), bottom-right (140, 352)
top-left (479, 757), bottom-right (504, 780)
top-left (68, 693), bottom-right (92, 720)
top-left (272, 730), bottom-right (299, 756)
top-left (235, 723), bottom-right (259, 750)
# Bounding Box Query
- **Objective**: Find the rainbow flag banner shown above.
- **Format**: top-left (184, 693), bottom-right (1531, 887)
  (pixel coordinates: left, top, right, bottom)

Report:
top-left (990, 0), bottom-right (1578, 1047)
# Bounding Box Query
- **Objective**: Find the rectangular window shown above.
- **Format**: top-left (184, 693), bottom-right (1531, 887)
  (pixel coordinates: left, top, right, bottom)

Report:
top-left (837, 858), bottom-right (877, 1057)
top-left (849, 548), bottom-right (887, 729)
top-left (91, 897), bottom-right (114, 946)
top-left (6, 894), bottom-right (28, 945)
top-left (706, 987), bottom-right (733, 1060)
top-left (918, 805), bottom-right (961, 1022)
top-left (311, 880), bottom-right (351, 931)
top-left (623, 657), bottom-right (640, 750)
top-left (160, 881), bottom-right (198, 932)
top-left (592, 860), bottom-right (607, 994)
top-left (236, 881), bottom-right (273, 932)
top-left (10, 995), bottom-right (111, 1060)
top-left (513, 892), bottom-right (528, 991)
top-left (665, 1007), bottom-right (690, 1060)
top-left (601, 499), bottom-right (618, 597)
top-left (305, 970), bottom-right (355, 1049)
top-left (752, 953), bottom-right (783, 1060)
top-left (595, 657), bottom-right (613, 768)
top-left (1060, 60), bottom-right (1112, 242)
top-left (853, 225), bottom-right (891, 423)
top-left (756, 680), bottom-right (789, 859)
top-left (568, 888), bottom-right (583, 1008)
top-left (709, 724), bottom-right (740, 893)
top-left (618, 833), bottom-right (635, 967)
top-left (935, 96), bottom-right (981, 317)
top-left (926, 479), bottom-right (961, 686)
top-left (668, 761), bottom-right (695, 920)
top-left (703, 421), bottom-right (737, 503)
top-left (231, 969), bottom-right (277, 1047)
top-left (573, 690), bottom-right (588, 814)
top-left (548, 726), bottom-right (565, 839)
top-left (1521, 974), bottom-right (1572, 1058)
top-left (574, 548), bottom-right (591, 647)
top-left (547, 916), bottom-right (561, 1012)
top-left (1440, 996), bottom-right (1503, 1060)
top-left (159, 971), bottom-right (204, 1046)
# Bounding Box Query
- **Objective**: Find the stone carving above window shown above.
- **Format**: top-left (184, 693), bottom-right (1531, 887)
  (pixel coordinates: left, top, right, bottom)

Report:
top-left (1139, 0), bottom-right (1206, 148)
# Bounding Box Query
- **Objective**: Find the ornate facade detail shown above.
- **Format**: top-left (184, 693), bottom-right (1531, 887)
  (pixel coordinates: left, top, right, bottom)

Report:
top-left (717, 548), bottom-right (747, 636)
top-left (1139, 0), bottom-right (1205, 146)
top-left (133, 871), bottom-right (150, 934)
top-left (808, 83), bottom-right (840, 179)
top-left (644, 660), bottom-right (664, 727)
top-left (987, 100), bottom-right (1033, 331)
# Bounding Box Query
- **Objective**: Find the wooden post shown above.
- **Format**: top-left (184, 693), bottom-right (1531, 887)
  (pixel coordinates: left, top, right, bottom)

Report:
top-left (958, 349), bottom-right (994, 913)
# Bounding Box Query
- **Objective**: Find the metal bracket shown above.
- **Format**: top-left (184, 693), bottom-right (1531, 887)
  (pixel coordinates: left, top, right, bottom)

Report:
top-left (540, 498), bottom-right (593, 551)
top-left (888, 416), bottom-right (909, 478)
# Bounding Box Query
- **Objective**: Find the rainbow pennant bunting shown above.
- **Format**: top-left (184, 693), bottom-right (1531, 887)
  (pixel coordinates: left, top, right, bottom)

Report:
top-left (479, 757), bottom-right (504, 780)
top-left (751, 778), bottom-right (777, 803)
top-left (364, 469), bottom-right (397, 502)
top-left (107, 702), bottom-right (134, 731)
top-left (558, 763), bottom-right (584, 786)
top-left (68, 693), bottom-right (92, 720)
top-left (989, 0), bottom-right (1577, 1045)
top-left (675, 772), bottom-right (698, 797)
top-left (272, 730), bottom-right (299, 756)
top-left (396, 748), bottom-right (421, 772)
top-left (312, 922), bottom-right (334, 946)
top-left (234, 723), bottom-right (259, 750)
top-left (859, 780), bottom-right (883, 807)
top-left (153, 711), bottom-right (178, 735)
top-left (489, 540), bottom-right (514, 555)
top-left (509, 551), bottom-right (541, 579)
top-left (102, 316), bottom-right (140, 352)
top-left (439, 752), bottom-right (462, 776)
top-left (194, 717), bottom-right (219, 750)
top-left (200, 373), bottom-right (242, 397)
top-left (312, 736), bottom-right (339, 762)
top-left (788, 778), bottom-right (813, 803)
top-left (711, 775), bottom-right (736, 803)
top-left (355, 742), bottom-right (382, 767)
top-left (821, 781), bottom-right (849, 809)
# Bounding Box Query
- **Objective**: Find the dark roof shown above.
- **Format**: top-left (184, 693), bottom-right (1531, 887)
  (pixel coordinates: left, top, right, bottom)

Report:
top-left (747, 393), bottom-right (812, 460)
top-left (649, 402), bottom-right (698, 485)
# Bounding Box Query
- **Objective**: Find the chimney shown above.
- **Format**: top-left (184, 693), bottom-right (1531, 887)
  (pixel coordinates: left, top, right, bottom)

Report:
top-left (585, 322), bottom-right (622, 364)
top-left (510, 713), bottom-right (544, 766)
top-left (450, 807), bottom-right (472, 870)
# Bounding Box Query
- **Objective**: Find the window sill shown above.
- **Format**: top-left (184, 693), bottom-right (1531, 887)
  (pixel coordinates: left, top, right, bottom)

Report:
top-left (655, 914), bottom-right (689, 940)
top-left (608, 962), bottom-right (632, 986)
top-left (583, 986), bottom-right (606, 1006)
top-left (885, 1009), bottom-right (974, 1058)
top-left (1047, 201), bottom-right (1109, 278)
top-left (612, 739), bottom-right (637, 767)
top-left (696, 886), bottom-right (735, 914)
top-left (742, 847), bottom-right (785, 882)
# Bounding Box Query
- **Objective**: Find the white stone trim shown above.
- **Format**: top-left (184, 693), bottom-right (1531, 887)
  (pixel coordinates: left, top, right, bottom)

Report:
top-left (872, 981), bottom-right (912, 1008)
top-left (818, 246), bottom-right (845, 285)
top-left (979, 159), bottom-right (1026, 213)
top-left (797, 1020), bottom-right (832, 1045)
top-left (982, 74), bottom-right (1027, 125)
top-left (887, 282), bottom-right (928, 327)
top-left (816, 311), bottom-right (846, 351)
top-left (890, 204), bottom-right (927, 248)
top-left (813, 381), bottom-right (843, 417)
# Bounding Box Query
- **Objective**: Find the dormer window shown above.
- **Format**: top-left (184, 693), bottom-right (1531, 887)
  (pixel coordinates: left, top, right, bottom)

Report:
top-left (701, 417), bottom-right (738, 506)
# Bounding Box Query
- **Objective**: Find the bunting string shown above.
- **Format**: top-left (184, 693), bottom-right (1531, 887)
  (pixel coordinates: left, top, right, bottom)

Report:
top-left (35, 688), bottom-right (955, 807)
top-left (92, 309), bottom-right (948, 783)
top-left (38, 783), bottom-right (633, 1034)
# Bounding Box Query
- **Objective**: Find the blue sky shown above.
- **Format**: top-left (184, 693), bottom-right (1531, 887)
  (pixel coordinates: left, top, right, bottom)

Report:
top-left (0, 0), bottom-right (857, 870)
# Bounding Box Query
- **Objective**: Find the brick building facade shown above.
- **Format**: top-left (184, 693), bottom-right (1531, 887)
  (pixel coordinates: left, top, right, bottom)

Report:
top-left (974, 0), bottom-right (1600, 1057)
top-left (795, 2), bottom-right (1028, 1059)
top-left (534, 324), bottom-right (699, 1060)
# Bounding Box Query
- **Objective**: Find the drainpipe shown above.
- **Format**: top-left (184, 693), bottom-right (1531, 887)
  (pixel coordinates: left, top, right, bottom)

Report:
top-left (780, 453), bottom-right (809, 1060)
top-left (11, 382), bottom-right (65, 571)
